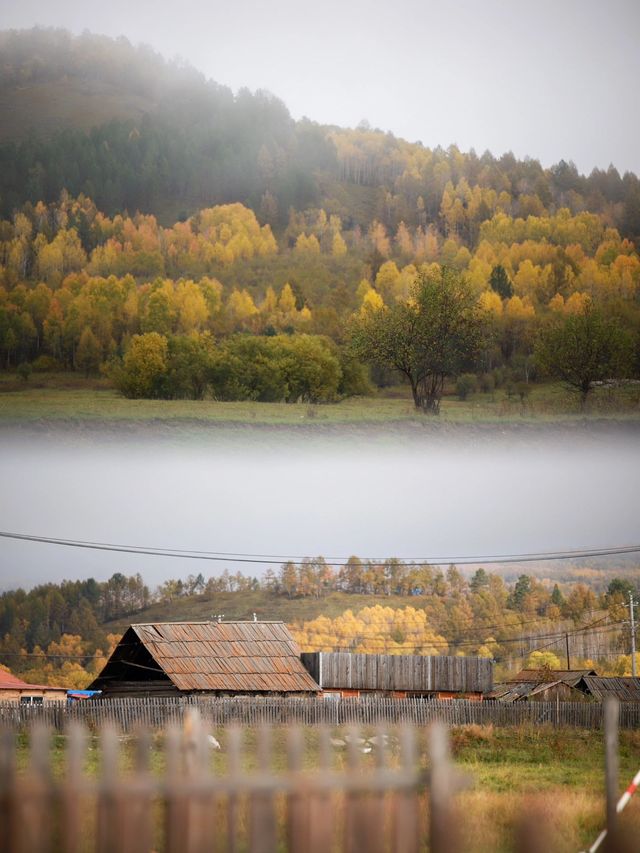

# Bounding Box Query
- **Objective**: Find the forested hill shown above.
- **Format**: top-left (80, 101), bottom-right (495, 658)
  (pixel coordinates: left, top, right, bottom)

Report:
top-left (2, 28), bottom-right (640, 244)
top-left (0, 566), bottom-right (638, 688)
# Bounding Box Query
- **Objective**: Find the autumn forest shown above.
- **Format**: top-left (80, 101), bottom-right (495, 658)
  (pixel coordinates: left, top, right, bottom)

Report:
top-left (0, 30), bottom-right (640, 410)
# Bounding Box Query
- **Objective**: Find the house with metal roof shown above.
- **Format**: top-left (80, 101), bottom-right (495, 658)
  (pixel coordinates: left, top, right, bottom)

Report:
top-left (88, 621), bottom-right (320, 697)
top-left (300, 652), bottom-right (492, 699)
top-left (0, 669), bottom-right (68, 703)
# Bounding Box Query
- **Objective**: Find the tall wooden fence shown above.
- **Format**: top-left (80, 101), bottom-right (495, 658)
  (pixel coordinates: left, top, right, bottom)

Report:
top-left (1, 696), bottom-right (640, 731)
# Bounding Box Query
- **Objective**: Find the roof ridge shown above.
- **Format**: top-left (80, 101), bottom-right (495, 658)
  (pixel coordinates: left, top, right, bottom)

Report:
top-left (131, 620), bottom-right (285, 625)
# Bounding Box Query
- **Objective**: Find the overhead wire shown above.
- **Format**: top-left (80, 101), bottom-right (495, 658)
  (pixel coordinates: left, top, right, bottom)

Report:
top-left (0, 618), bottom-right (626, 660)
top-left (1, 530), bottom-right (640, 567)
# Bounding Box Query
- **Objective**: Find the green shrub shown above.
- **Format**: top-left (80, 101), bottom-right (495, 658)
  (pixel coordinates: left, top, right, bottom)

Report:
top-left (111, 332), bottom-right (169, 399)
top-left (456, 373), bottom-right (477, 401)
top-left (16, 361), bottom-right (32, 382)
top-left (479, 373), bottom-right (495, 394)
top-left (31, 355), bottom-right (61, 372)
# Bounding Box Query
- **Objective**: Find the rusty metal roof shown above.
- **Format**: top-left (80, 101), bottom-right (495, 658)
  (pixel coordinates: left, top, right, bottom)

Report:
top-left (508, 669), bottom-right (596, 685)
top-left (581, 676), bottom-right (640, 702)
top-left (488, 680), bottom-right (583, 702)
top-left (125, 622), bottom-right (319, 693)
top-left (0, 669), bottom-right (66, 691)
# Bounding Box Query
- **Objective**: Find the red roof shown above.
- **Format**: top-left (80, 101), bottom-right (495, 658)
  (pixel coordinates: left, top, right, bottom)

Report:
top-left (0, 669), bottom-right (66, 691)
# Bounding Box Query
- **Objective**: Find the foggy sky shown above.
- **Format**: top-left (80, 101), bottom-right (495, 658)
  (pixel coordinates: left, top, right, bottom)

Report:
top-left (1, 429), bottom-right (639, 591)
top-left (2, 0), bottom-right (639, 176)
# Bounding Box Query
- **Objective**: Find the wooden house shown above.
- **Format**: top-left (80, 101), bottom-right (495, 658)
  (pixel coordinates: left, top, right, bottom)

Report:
top-left (0, 669), bottom-right (67, 703)
top-left (88, 621), bottom-right (320, 698)
top-left (300, 652), bottom-right (492, 699)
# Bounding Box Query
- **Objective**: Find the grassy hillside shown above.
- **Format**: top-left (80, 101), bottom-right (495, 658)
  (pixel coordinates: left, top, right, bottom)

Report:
top-left (0, 77), bottom-right (154, 142)
top-left (104, 590), bottom-right (423, 632)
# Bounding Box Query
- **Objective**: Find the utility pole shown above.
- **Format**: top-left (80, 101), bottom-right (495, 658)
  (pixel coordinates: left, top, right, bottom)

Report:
top-left (565, 633), bottom-right (571, 670)
top-left (630, 593), bottom-right (637, 679)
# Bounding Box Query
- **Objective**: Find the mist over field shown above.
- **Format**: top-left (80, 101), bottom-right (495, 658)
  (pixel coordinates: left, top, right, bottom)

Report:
top-left (1, 425), bottom-right (638, 591)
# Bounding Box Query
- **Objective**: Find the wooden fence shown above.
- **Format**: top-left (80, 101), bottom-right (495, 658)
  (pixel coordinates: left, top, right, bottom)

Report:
top-left (1, 696), bottom-right (640, 732)
top-left (1, 710), bottom-right (638, 853)
top-left (0, 711), bottom-right (459, 853)
top-left (300, 652), bottom-right (493, 693)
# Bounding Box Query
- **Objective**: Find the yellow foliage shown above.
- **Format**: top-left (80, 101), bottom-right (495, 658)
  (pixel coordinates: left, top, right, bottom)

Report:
top-left (292, 605), bottom-right (447, 655)
top-left (356, 279), bottom-right (372, 302)
top-left (360, 288), bottom-right (385, 314)
top-left (564, 291), bottom-right (590, 315)
top-left (295, 233), bottom-right (321, 254)
top-left (548, 293), bottom-right (564, 312)
top-left (227, 288), bottom-right (258, 323)
top-left (375, 261), bottom-right (401, 302)
top-left (278, 283), bottom-right (297, 315)
top-left (332, 232), bottom-right (347, 257)
top-left (505, 295), bottom-right (535, 320)
top-left (478, 290), bottom-right (503, 318)
top-left (525, 650), bottom-right (561, 670)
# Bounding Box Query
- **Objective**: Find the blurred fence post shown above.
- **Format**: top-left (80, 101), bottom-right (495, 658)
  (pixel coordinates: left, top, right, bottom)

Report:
top-left (604, 696), bottom-right (619, 850)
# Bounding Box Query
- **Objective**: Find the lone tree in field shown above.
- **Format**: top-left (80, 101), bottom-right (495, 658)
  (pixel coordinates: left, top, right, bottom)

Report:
top-left (350, 267), bottom-right (484, 414)
top-left (535, 306), bottom-right (632, 409)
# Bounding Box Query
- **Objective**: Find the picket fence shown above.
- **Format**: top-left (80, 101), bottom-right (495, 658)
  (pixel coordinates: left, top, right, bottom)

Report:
top-left (1, 709), bottom-right (637, 853)
top-left (1, 695), bottom-right (640, 731)
top-left (0, 712), bottom-right (455, 853)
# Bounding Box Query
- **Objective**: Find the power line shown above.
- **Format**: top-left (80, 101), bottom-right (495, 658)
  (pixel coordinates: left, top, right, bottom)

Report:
top-left (1, 620), bottom-right (625, 660)
top-left (1, 530), bottom-right (639, 567)
top-left (494, 614), bottom-right (616, 666)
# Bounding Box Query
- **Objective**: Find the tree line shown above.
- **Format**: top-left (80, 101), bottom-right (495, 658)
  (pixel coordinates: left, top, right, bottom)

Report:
top-left (0, 565), bottom-right (636, 687)
top-left (2, 28), bottom-right (640, 245)
top-left (1, 194), bottom-right (639, 408)
top-left (3, 29), bottom-right (640, 246)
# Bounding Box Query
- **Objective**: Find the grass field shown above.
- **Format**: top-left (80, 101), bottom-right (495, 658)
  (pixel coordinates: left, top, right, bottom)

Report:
top-left (105, 591), bottom-right (428, 631)
top-left (1, 373), bottom-right (639, 426)
top-left (13, 724), bottom-right (640, 852)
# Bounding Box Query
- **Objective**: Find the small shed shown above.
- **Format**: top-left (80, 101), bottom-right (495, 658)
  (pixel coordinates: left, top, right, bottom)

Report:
top-left (488, 669), bottom-right (597, 703)
top-left (300, 652), bottom-right (492, 699)
top-left (508, 669), bottom-right (597, 684)
top-left (88, 621), bottom-right (320, 698)
top-left (577, 676), bottom-right (640, 702)
top-left (487, 680), bottom-right (590, 703)
top-left (0, 670), bottom-right (67, 704)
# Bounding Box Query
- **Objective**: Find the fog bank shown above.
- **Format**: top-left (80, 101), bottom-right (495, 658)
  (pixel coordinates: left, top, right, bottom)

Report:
top-left (1, 424), bottom-right (638, 590)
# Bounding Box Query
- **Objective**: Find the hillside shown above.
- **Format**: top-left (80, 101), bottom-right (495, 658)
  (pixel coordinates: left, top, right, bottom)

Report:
top-left (1, 28), bottom-right (640, 412)
top-left (103, 590), bottom-right (427, 630)
top-left (0, 77), bottom-right (154, 142)
top-left (2, 562), bottom-right (637, 690)
top-left (1, 28), bottom-right (640, 244)
top-left (0, 28), bottom-right (200, 141)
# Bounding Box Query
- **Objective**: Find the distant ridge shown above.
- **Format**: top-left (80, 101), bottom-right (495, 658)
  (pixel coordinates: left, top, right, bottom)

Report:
top-left (0, 27), bottom-right (639, 243)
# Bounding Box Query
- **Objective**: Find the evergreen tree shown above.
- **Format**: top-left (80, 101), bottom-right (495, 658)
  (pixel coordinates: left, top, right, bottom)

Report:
top-left (489, 264), bottom-right (513, 299)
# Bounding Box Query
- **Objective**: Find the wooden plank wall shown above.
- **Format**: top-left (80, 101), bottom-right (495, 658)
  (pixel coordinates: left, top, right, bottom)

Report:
top-left (1, 696), bottom-right (639, 731)
top-left (301, 653), bottom-right (493, 692)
